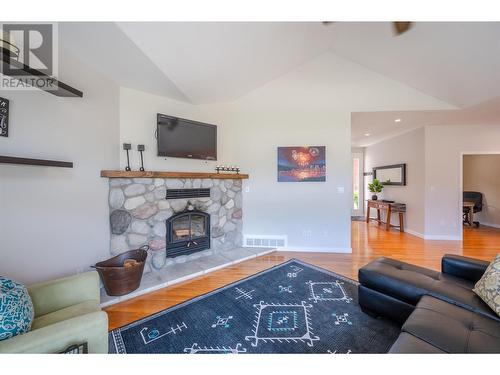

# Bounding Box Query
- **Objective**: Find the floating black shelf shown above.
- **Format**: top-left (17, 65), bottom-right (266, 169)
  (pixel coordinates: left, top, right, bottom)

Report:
top-left (1, 52), bottom-right (83, 98)
top-left (0, 155), bottom-right (73, 168)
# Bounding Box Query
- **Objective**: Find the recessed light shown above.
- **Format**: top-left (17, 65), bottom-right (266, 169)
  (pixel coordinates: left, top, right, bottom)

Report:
top-left (394, 118), bottom-right (402, 123)
top-left (364, 133), bottom-right (370, 137)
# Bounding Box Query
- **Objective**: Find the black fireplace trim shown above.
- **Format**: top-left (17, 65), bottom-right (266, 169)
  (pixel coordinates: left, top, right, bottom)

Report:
top-left (166, 210), bottom-right (211, 258)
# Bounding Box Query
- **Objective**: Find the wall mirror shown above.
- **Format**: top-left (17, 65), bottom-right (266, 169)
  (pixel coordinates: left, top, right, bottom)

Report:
top-left (373, 164), bottom-right (406, 186)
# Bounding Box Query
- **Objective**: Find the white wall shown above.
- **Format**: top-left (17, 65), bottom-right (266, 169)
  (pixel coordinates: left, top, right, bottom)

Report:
top-left (364, 127), bottom-right (426, 236)
top-left (209, 53), bottom-right (452, 252)
top-left (425, 124), bottom-right (500, 239)
top-left (119, 87), bottom-right (235, 171)
top-left (0, 50), bottom-right (120, 284)
top-left (217, 104), bottom-right (352, 252)
top-left (463, 154), bottom-right (500, 228)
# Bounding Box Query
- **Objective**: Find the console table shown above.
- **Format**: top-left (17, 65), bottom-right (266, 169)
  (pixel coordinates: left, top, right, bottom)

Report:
top-left (366, 200), bottom-right (406, 232)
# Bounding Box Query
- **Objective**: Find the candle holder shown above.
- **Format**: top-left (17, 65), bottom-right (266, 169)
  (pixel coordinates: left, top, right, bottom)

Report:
top-left (137, 144), bottom-right (145, 171)
top-left (215, 165), bottom-right (240, 174)
top-left (123, 143), bottom-right (132, 171)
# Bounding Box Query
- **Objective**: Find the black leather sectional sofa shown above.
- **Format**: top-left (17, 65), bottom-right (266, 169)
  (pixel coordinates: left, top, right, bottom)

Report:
top-left (358, 255), bottom-right (500, 353)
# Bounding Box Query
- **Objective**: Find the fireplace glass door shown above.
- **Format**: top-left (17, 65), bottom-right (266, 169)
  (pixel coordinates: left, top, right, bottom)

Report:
top-left (190, 215), bottom-right (206, 238)
top-left (171, 214), bottom-right (207, 242)
top-left (172, 215), bottom-right (191, 241)
top-left (166, 211), bottom-right (211, 257)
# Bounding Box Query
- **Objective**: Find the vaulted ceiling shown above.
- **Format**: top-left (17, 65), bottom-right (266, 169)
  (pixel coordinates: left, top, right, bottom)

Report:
top-left (60, 22), bottom-right (500, 107)
top-left (329, 22), bottom-right (500, 109)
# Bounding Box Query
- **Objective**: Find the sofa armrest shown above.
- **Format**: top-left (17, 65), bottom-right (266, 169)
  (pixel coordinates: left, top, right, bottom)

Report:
top-left (441, 254), bottom-right (490, 283)
top-left (0, 311), bottom-right (108, 354)
top-left (28, 271), bottom-right (100, 317)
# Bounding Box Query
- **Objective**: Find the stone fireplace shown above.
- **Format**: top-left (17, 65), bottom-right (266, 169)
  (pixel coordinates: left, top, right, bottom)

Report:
top-left (106, 176), bottom-right (244, 273)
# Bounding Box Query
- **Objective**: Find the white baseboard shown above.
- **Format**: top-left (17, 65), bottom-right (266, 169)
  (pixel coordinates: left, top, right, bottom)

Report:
top-left (404, 229), bottom-right (425, 239)
top-left (278, 246), bottom-right (352, 253)
top-left (405, 229), bottom-right (461, 241)
top-left (480, 222), bottom-right (500, 229)
top-left (423, 234), bottom-right (462, 241)
top-left (365, 224), bottom-right (460, 241)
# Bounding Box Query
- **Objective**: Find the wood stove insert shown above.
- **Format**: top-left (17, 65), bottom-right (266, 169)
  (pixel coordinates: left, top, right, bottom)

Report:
top-left (166, 210), bottom-right (210, 258)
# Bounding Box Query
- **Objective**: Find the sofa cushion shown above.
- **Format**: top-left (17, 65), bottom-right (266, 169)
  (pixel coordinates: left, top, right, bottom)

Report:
top-left (473, 253), bottom-right (500, 317)
top-left (31, 300), bottom-right (101, 330)
top-left (389, 332), bottom-right (445, 353)
top-left (0, 276), bottom-right (34, 341)
top-left (359, 257), bottom-right (497, 320)
top-left (401, 295), bottom-right (500, 353)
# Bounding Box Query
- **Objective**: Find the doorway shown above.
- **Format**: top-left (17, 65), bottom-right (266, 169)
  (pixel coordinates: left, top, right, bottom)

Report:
top-left (352, 151), bottom-right (364, 217)
top-left (461, 153), bottom-right (500, 237)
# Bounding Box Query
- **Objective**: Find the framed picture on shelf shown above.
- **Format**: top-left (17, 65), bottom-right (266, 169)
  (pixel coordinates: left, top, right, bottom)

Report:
top-left (277, 146), bottom-right (326, 182)
top-left (0, 97), bottom-right (9, 137)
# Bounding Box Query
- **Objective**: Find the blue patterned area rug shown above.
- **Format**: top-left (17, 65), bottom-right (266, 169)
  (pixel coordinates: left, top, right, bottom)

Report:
top-left (109, 259), bottom-right (399, 354)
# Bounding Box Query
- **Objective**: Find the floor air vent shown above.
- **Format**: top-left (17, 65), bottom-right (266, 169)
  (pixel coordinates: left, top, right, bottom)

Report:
top-left (166, 188), bottom-right (211, 199)
top-left (243, 235), bottom-right (287, 249)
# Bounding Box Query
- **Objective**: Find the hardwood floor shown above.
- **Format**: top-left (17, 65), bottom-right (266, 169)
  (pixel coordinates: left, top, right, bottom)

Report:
top-left (105, 221), bottom-right (500, 330)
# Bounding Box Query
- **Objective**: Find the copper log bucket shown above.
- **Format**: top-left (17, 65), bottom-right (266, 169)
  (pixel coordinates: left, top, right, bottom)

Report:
top-left (93, 246), bottom-right (149, 296)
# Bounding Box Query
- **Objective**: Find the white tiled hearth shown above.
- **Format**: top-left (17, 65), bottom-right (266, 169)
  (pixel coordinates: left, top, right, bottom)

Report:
top-left (100, 247), bottom-right (274, 307)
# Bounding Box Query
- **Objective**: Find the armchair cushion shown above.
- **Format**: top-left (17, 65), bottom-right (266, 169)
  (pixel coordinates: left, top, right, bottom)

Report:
top-left (31, 300), bottom-right (101, 330)
top-left (0, 276), bottom-right (34, 341)
top-left (28, 271), bottom-right (100, 317)
top-left (442, 254), bottom-right (490, 283)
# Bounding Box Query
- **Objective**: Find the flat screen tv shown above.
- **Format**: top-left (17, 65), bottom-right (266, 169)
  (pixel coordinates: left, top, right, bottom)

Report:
top-left (157, 113), bottom-right (217, 160)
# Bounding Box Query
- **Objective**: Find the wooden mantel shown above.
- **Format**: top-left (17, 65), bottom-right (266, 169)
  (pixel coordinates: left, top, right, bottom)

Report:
top-left (100, 170), bottom-right (249, 179)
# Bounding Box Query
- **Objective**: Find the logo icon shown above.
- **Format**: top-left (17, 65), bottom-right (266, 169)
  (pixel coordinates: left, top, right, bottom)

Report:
top-left (1, 23), bottom-right (58, 90)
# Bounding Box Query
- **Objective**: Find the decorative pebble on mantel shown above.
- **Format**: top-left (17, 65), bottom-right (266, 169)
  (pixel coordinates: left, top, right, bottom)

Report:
top-left (107, 177), bottom-right (243, 272)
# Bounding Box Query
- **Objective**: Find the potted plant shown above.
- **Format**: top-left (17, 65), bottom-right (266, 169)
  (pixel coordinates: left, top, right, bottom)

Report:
top-left (368, 178), bottom-right (384, 200)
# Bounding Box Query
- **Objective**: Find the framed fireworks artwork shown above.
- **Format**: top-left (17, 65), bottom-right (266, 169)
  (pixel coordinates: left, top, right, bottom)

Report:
top-left (277, 146), bottom-right (326, 182)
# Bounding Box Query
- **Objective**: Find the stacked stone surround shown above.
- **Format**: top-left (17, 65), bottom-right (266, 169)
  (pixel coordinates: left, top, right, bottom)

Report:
top-left (107, 177), bottom-right (243, 272)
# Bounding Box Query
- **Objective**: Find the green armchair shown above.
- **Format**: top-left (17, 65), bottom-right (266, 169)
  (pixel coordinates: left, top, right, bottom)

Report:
top-left (0, 271), bottom-right (108, 354)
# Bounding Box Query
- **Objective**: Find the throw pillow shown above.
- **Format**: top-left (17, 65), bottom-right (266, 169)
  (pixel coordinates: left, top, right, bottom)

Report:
top-left (0, 276), bottom-right (34, 341)
top-left (473, 253), bottom-right (500, 317)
